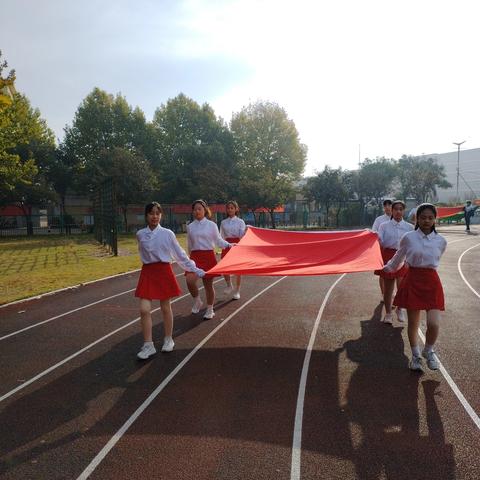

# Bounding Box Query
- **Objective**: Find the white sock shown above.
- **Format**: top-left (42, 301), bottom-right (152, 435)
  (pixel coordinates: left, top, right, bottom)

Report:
top-left (411, 345), bottom-right (421, 358)
top-left (144, 341), bottom-right (154, 347)
top-left (207, 304), bottom-right (214, 310)
top-left (424, 343), bottom-right (435, 354)
top-left (164, 336), bottom-right (172, 341)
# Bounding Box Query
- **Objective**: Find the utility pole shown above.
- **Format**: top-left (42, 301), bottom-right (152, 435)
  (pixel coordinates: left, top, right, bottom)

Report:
top-left (453, 141), bottom-right (466, 203)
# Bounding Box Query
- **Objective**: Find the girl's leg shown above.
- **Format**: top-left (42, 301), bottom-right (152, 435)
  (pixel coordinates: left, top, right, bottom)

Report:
top-left (139, 298), bottom-right (153, 342)
top-left (160, 298), bottom-right (173, 338)
top-left (186, 272), bottom-right (199, 298)
top-left (407, 309), bottom-right (423, 371)
top-left (379, 276), bottom-right (385, 297)
top-left (425, 309), bottom-right (440, 349)
top-left (234, 275), bottom-right (242, 292)
top-left (383, 278), bottom-right (396, 314)
top-left (224, 274), bottom-right (232, 288)
top-left (203, 277), bottom-right (215, 306)
top-left (186, 272), bottom-right (203, 313)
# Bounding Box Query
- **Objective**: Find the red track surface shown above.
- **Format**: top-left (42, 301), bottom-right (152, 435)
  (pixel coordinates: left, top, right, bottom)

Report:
top-left (0, 226), bottom-right (479, 479)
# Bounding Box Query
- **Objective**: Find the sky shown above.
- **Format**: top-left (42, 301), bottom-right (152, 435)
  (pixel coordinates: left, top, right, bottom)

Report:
top-left (2, 0), bottom-right (480, 175)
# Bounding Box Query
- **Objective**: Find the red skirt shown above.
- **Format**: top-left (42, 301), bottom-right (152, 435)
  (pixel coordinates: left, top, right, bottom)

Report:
top-left (221, 237), bottom-right (240, 259)
top-left (189, 250), bottom-right (218, 278)
top-left (374, 247), bottom-right (409, 279)
top-left (135, 262), bottom-right (181, 300)
top-left (393, 267), bottom-right (445, 311)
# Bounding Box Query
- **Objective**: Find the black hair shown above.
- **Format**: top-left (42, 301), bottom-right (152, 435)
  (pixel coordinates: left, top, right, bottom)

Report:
top-left (414, 203), bottom-right (437, 233)
top-left (144, 201), bottom-right (162, 218)
top-left (383, 199), bottom-right (393, 206)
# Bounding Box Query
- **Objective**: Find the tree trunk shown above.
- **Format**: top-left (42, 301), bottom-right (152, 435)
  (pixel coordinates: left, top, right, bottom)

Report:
top-left (122, 207), bottom-right (128, 233)
top-left (269, 209), bottom-right (276, 229)
top-left (20, 204), bottom-right (34, 236)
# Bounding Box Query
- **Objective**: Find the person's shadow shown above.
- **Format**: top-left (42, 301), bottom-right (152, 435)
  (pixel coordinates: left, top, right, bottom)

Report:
top-left (343, 307), bottom-right (455, 479)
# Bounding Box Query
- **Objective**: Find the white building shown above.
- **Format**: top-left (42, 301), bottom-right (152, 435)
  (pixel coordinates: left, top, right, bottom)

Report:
top-left (428, 147), bottom-right (480, 203)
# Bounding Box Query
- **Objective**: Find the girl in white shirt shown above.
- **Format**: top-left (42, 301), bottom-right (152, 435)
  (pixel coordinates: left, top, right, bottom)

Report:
top-left (384, 203), bottom-right (447, 372)
top-left (186, 199), bottom-right (232, 320)
top-left (220, 200), bottom-right (247, 300)
top-left (374, 200), bottom-right (413, 324)
top-left (372, 199), bottom-right (393, 301)
top-left (135, 202), bottom-right (205, 360)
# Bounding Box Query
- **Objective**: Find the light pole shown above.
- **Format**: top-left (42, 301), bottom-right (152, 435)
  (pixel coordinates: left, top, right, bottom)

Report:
top-left (453, 141), bottom-right (466, 203)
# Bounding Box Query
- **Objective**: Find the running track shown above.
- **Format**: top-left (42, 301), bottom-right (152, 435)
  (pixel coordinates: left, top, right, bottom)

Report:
top-left (0, 226), bottom-right (479, 479)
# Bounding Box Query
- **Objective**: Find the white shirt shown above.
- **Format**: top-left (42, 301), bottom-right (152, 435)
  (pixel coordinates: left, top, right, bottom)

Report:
top-left (384, 228), bottom-right (447, 272)
top-left (372, 214), bottom-right (390, 232)
top-left (220, 216), bottom-right (247, 239)
top-left (187, 218), bottom-right (231, 252)
top-left (136, 225), bottom-right (204, 275)
top-left (377, 219), bottom-right (413, 249)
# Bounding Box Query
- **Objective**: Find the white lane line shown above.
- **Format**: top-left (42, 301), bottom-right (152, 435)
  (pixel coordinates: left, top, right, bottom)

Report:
top-left (447, 237), bottom-right (476, 245)
top-left (0, 280), bottom-right (219, 403)
top-left (417, 329), bottom-right (480, 430)
top-left (457, 242), bottom-right (480, 299)
top-left (0, 273), bottom-right (183, 341)
top-left (77, 276), bottom-right (286, 480)
top-left (290, 274), bottom-right (346, 480)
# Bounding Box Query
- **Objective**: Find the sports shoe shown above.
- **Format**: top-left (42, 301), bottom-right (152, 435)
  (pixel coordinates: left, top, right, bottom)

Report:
top-left (232, 291), bottom-right (241, 300)
top-left (422, 350), bottom-right (440, 370)
top-left (161, 337), bottom-right (175, 352)
top-left (381, 313), bottom-right (393, 324)
top-left (396, 308), bottom-right (406, 322)
top-left (191, 296), bottom-right (203, 314)
top-left (409, 356), bottom-right (424, 372)
top-left (203, 307), bottom-right (215, 319)
top-left (137, 343), bottom-right (156, 360)
top-left (224, 285), bottom-right (233, 295)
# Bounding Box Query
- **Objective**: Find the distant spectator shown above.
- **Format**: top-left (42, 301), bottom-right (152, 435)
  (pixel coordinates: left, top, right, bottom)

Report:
top-left (463, 200), bottom-right (478, 232)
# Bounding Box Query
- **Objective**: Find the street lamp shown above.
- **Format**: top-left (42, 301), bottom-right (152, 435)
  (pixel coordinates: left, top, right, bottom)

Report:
top-left (453, 140), bottom-right (466, 203)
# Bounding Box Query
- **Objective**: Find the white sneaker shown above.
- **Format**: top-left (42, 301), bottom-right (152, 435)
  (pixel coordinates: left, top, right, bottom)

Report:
top-left (191, 296), bottom-right (203, 314)
top-left (232, 291), bottom-right (240, 300)
top-left (381, 313), bottom-right (393, 324)
top-left (224, 285), bottom-right (233, 295)
top-left (409, 356), bottom-right (424, 372)
top-left (161, 337), bottom-right (175, 352)
top-left (203, 307), bottom-right (215, 319)
top-left (137, 343), bottom-right (156, 360)
top-left (396, 308), bottom-right (406, 322)
top-left (422, 350), bottom-right (440, 370)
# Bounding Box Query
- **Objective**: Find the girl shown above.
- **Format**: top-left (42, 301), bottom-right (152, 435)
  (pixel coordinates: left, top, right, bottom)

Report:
top-left (384, 203), bottom-right (447, 372)
top-left (375, 200), bottom-right (413, 324)
top-left (220, 200), bottom-right (246, 300)
top-left (135, 202), bottom-right (205, 360)
top-left (186, 199), bottom-right (233, 319)
top-left (372, 199), bottom-right (393, 300)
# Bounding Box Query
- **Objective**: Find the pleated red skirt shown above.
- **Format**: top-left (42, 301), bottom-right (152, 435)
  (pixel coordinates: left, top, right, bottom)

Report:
top-left (189, 250), bottom-right (218, 278)
top-left (221, 237), bottom-right (240, 259)
top-left (393, 267), bottom-right (445, 311)
top-left (135, 262), bottom-right (181, 300)
top-left (374, 247), bottom-right (409, 279)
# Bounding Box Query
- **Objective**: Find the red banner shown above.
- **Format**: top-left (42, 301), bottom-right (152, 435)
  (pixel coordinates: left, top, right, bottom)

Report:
top-left (436, 206), bottom-right (464, 219)
top-left (207, 227), bottom-right (383, 276)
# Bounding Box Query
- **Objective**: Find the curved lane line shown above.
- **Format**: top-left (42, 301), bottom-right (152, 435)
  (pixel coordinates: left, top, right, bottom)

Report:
top-left (290, 274), bottom-right (346, 480)
top-left (457, 242), bottom-right (480, 299)
top-left (77, 276), bottom-right (287, 480)
top-left (0, 279), bottom-right (220, 403)
top-left (417, 330), bottom-right (480, 430)
top-left (0, 273), bottom-right (183, 341)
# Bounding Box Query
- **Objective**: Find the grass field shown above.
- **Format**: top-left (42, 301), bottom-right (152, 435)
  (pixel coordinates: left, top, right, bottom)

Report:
top-left (0, 233), bottom-right (188, 305)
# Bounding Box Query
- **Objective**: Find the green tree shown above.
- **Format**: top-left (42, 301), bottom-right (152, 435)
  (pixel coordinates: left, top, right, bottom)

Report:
top-left (62, 88), bottom-right (155, 193)
top-left (152, 93), bottom-right (234, 203)
top-left (303, 166), bottom-right (349, 226)
top-left (231, 101), bottom-right (306, 228)
top-left (357, 157), bottom-right (398, 203)
top-left (0, 85), bottom-right (56, 234)
top-left (97, 147), bottom-right (158, 231)
top-left (397, 155), bottom-right (452, 203)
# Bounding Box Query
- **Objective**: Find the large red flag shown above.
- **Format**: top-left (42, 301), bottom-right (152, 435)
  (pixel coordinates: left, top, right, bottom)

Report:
top-left (436, 206), bottom-right (464, 219)
top-left (207, 227), bottom-right (383, 276)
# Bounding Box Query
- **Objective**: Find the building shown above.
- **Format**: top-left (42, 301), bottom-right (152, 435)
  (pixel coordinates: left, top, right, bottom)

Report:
top-left (427, 147), bottom-right (480, 203)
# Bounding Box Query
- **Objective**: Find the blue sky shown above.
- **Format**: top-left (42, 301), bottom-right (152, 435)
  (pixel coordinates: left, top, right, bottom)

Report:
top-left (2, 0), bottom-right (480, 175)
